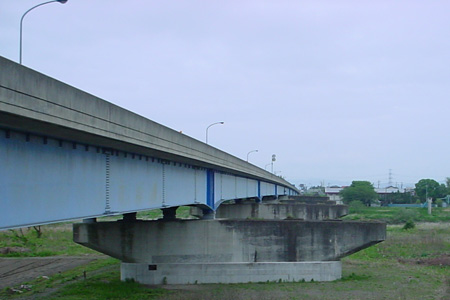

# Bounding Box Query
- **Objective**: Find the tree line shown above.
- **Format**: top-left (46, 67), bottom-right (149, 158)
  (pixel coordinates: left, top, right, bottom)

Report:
top-left (339, 178), bottom-right (450, 206)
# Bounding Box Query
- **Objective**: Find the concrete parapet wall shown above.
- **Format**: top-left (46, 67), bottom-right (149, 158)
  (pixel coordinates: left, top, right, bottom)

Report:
top-left (74, 219), bottom-right (385, 263)
top-left (0, 56), bottom-right (295, 188)
top-left (121, 261), bottom-right (342, 284)
top-left (215, 203), bottom-right (348, 220)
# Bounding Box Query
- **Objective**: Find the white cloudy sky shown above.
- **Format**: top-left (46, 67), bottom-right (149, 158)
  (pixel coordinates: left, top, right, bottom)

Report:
top-left (2, 1), bottom-right (449, 188)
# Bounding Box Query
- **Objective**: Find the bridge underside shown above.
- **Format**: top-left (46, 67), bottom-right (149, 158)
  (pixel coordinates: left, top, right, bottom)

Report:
top-left (0, 127), bottom-right (293, 230)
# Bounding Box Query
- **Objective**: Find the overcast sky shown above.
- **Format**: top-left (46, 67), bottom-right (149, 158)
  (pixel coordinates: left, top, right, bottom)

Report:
top-left (2, 1), bottom-right (449, 188)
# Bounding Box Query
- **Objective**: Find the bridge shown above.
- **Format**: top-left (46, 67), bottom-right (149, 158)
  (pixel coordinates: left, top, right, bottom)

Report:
top-left (0, 56), bottom-right (385, 284)
top-left (0, 55), bottom-right (298, 230)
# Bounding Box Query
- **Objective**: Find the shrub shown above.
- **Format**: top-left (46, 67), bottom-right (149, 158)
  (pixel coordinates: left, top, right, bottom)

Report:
top-left (402, 220), bottom-right (415, 230)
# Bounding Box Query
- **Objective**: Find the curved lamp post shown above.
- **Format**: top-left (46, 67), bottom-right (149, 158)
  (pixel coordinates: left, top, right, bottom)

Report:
top-left (205, 121), bottom-right (224, 144)
top-left (20, 0), bottom-right (68, 64)
top-left (246, 150), bottom-right (258, 162)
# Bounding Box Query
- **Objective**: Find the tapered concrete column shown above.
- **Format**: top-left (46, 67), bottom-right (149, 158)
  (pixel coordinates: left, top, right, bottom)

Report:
top-left (161, 207), bottom-right (178, 220)
top-left (123, 212), bottom-right (137, 222)
top-left (82, 218), bottom-right (97, 223)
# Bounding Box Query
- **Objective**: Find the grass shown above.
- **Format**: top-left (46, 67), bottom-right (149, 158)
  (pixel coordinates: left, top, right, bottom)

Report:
top-left (342, 206), bottom-right (450, 223)
top-left (48, 269), bottom-right (168, 300)
top-left (0, 206), bottom-right (449, 299)
top-left (0, 224), bottom-right (97, 257)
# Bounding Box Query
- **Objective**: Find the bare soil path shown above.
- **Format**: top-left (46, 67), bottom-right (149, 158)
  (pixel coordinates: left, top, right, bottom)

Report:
top-left (0, 257), bottom-right (99, 290)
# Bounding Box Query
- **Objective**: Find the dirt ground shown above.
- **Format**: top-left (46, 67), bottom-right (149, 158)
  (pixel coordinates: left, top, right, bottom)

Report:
top-left (0, 257), bottom-right (98, 290)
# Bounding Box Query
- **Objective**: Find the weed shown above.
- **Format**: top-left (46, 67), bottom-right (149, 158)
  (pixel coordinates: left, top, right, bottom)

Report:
top-left (392, 208), bottom-right (420, 224)
top-left (50, 272), bottom-right (168, 300)
top-left (340, 272), bottom-right (370, 281)
top-left (403, 220), bottom-right (416, 230)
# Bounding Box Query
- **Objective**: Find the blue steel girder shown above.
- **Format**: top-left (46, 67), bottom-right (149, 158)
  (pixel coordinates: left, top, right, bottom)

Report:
top-left (0, 56), bottom-right (299, 230)
top-left (0, 128), bottom-right (297, 230)
top-left (0, 128), bottom-right (207, 229)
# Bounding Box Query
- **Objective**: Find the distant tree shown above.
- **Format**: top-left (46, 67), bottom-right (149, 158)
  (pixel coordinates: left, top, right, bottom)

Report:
top-left (384, 191), bottom-right (416, 205)
top-left (446, 177), bottom-right (450, 194)
top-left (340, 181), bottom-right (378, 206)
top-left (414, 179), bottom-right (446, 201)
top-left (305, 186), bottom-right (325, 196)
top-left (437, 184), bottom-right (448, 198)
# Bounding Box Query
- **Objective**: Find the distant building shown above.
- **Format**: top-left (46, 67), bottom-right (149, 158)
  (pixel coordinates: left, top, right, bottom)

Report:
top-left (325, 185), bottom-right (411, 205)
top-left (375, 186), bottom-right (404, 195)
top-left (324, 186), bottom-right (346, 204)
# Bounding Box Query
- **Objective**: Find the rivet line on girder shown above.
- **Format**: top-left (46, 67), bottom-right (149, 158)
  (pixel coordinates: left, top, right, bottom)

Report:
top-left (162, 164), bottom-right (166, 206)
top-left (105, 153), bottom-right (111, 213)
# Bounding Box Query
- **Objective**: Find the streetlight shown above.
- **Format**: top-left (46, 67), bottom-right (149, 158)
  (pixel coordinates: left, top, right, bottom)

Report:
top-left (271, 154), bottom-right (276, 173)
top-left (264, 163), bottom-right (271, 171)
top-left (19, 0), bottom-right (68, 64)
top-left (246, 150), bottom-right (258, 162)
top-left (205, 121), bottom-right (224, 144)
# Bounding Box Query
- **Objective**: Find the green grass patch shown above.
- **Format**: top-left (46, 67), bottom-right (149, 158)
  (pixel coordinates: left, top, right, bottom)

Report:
top-left (339, 272), bottom-right (371, 282)
top-left (342, 206), bottom-right (450, 224)
top-left (0, 224), bottom-right (97, 257)
top-left (347, 223), bottom-right (450, 261)
top-left (48, 271), bottom-right (169, 300)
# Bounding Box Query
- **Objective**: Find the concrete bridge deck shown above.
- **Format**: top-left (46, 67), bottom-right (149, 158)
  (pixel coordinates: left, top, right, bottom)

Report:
top-left (0, 55), bottom-right (298, 230)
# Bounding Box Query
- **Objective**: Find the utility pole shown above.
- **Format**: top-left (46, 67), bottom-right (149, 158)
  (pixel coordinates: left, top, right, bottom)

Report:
top-left (426, 184), bottom-right (432, 215)
top-left (271, 154), bottom-right (276, 173)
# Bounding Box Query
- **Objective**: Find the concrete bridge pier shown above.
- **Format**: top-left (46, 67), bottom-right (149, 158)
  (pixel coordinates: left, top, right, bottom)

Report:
top-left (73, 215), bottom-right (386, 285)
